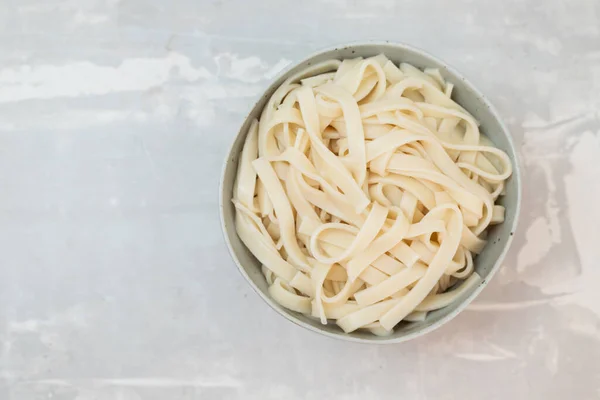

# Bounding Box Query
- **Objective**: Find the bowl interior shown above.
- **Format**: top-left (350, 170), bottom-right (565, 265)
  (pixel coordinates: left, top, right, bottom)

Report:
top-left (220, 43), bottom-right (521, 343)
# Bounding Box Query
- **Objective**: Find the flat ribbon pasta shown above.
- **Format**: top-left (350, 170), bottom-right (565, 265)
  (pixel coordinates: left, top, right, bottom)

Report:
top-left (233, 54), bottom-right (512, 335)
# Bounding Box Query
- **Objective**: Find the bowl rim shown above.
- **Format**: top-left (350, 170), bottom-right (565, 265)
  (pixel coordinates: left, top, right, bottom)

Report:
top-left (219, 40), bottom-right (522, 344)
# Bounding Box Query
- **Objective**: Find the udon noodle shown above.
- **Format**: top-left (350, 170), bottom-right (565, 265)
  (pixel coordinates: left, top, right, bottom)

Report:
top-left (232, 54), bottom-right (512, 335)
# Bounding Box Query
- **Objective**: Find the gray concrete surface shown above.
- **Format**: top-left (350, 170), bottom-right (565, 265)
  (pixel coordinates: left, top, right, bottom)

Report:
top-left (0, 0), bottom-right (599, 398)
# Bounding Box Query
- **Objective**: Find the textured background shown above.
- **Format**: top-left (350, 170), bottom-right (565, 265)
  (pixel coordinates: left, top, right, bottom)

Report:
top-left (1, 0), bottom-right (599, 399)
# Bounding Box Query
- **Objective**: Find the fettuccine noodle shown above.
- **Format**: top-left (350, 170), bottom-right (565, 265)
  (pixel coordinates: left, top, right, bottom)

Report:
top-left (233, 54), bottom-right (512, 335)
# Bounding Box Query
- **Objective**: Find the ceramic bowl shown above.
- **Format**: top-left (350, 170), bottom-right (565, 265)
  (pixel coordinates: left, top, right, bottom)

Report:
top-left (220, 42), bottom-right (521, 343)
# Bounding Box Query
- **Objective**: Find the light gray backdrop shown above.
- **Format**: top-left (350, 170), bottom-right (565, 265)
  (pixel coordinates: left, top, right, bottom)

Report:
top-left (0, 0), bottom-right (599, 399)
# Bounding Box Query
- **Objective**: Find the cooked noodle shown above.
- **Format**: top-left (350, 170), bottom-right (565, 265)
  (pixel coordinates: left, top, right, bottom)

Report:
top-left (233, 54), bottom-right (512, 335)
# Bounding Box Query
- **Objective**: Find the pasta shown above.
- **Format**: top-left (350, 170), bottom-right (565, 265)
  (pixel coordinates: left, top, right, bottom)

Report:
top-left (232, 54), bottom-right (512, 335)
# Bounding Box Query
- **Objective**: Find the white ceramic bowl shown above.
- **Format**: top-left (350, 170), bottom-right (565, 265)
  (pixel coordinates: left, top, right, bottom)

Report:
top-left (220, 42), bottom-right (521, 343)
